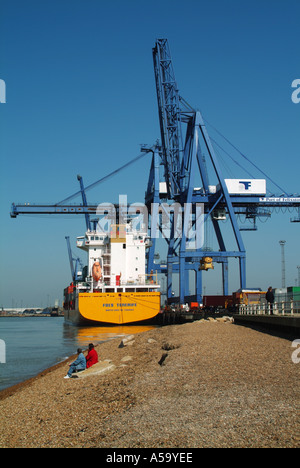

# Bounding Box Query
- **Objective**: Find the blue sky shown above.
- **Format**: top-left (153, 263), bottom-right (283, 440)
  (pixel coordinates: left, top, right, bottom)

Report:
top-left (0, 0), bottom-right (299, 307)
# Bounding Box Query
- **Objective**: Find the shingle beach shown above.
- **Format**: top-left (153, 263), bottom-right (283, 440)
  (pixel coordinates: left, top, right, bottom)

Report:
top-left (0, 320), bottom-right (299, 448)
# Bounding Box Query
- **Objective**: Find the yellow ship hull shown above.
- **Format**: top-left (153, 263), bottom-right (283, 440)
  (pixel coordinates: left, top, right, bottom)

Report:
top-left (64, 291), bottom-right (161, 325)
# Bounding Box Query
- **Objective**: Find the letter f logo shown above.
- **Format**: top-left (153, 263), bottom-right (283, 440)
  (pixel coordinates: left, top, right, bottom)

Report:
top-left (239, 181), bottom-right (252, 190)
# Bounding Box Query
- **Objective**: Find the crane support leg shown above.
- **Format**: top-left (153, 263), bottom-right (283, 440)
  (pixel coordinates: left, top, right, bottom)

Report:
top-left (196, 269), bottom-right (202, 304)
top-left (222, 261), bottom-right (229, 296)
top-left (239, 256), bottom-right (247, 289)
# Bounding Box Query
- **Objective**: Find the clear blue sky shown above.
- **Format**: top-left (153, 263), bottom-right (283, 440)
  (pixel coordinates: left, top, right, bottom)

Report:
top-left (0, 0), bottom-right (299, 307)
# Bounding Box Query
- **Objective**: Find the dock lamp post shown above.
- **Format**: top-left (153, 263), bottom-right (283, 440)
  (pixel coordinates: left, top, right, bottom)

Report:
top-left (279, 240), bottom-right (286, 288)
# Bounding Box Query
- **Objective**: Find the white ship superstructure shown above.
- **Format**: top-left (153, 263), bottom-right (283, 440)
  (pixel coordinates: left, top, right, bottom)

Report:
top-left (63, 222), bottom-right (160, 324)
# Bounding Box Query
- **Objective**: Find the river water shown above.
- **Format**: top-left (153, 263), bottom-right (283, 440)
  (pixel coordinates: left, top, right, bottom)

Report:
top-left (0, 317), bottom-right (155, 392)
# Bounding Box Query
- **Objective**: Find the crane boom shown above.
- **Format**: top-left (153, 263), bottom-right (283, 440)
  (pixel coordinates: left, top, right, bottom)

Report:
top-left (10, 195), bottom-right (300, 217)
top-left (153, 39), bottom-right (183, 198)
top-left (65, 236), bottom-right (75, 281)
top-left (77, 174), bottom-right (91, 231)
top-left (65, 236), bottom-right (83, 282)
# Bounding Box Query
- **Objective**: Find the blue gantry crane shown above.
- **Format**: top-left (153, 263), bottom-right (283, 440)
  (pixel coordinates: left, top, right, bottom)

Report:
top-left (10, 39), bottom-right (300, 305)
top-left (65, 235), bottom-right (84, 282)
top-left (145, 39), bottom-right (300, 304)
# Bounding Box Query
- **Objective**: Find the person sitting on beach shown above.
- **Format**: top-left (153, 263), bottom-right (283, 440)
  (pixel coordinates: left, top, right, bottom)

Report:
top-left (64, 348), bottom-right (86, 379)
top-left (86, 343), bottom-right (99, 369)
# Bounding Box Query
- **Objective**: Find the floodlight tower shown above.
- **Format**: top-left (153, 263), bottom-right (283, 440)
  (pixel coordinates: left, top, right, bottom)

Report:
top-left (279, 240), bottom-right (286, 288)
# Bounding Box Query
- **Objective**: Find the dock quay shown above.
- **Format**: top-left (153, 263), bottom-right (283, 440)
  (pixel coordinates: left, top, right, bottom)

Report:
top-left (158, 306), bottom-right (300, 335)
top-left (157, 309), bottom-right (224, 325)
top-left (233, 313), bottom-right (300, 334)
top-left (231, 300), bottom-right (300, 334)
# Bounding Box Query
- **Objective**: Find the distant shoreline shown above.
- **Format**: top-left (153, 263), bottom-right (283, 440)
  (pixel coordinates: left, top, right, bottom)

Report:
top-left (0, 314), bottom-right (64, 318)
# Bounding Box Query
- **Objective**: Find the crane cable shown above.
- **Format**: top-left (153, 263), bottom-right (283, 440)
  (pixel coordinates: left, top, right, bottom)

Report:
top-left (56, 150), bottom-right (152, 205)
top-left (203, 118), bottom-right (289, 196)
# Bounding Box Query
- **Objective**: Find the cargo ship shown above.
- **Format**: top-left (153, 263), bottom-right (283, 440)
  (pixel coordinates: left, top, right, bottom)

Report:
top-left (63, 222), bottom-right (161, 325)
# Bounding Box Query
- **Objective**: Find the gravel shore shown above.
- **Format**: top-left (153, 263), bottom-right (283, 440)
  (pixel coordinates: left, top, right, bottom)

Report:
top-left (0, 320), bottom-right (299, 448)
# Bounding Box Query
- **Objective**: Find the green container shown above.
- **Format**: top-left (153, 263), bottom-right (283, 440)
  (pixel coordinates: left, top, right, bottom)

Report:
top-left (287, 286), bottom-right (300, 292)
top-left (287, 286), bottom-right (300, 302)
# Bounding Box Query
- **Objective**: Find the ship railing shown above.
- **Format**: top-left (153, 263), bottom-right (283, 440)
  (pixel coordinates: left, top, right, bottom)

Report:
top-left (75, 273), bottom-right (160, 290)
top-left (238, 300), bottom-right (300, 316)
top-left (110, 273), bottom-right (159, 286)
top-left (138, 272), bottom-right (159, 285)
top-left (76, 281), bottom-right (92, 291)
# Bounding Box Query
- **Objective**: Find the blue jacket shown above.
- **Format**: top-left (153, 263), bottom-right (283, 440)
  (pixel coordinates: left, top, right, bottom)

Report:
top-left (72, 352), bottom-right (86, 370)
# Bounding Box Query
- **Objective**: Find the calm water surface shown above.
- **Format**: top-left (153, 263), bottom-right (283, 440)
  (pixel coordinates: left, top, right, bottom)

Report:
top-left (0, 317), bottom-right (155, 392)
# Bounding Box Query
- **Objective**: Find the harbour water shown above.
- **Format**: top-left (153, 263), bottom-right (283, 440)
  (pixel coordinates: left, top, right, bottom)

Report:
top-left (0, 317), bottom-right (155, 392)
